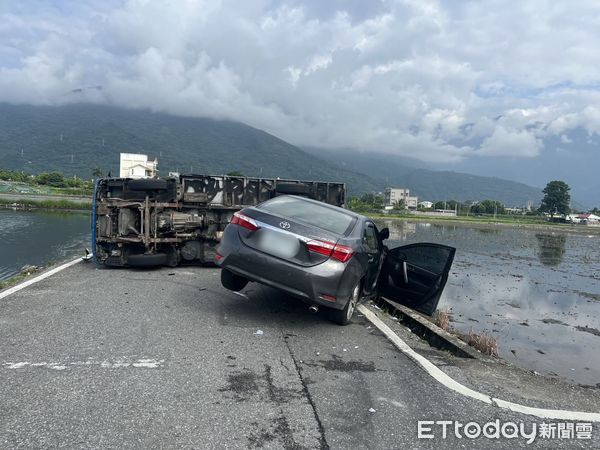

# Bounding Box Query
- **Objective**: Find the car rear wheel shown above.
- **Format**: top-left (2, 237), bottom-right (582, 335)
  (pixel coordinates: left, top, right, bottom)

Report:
top-left (221, 268), bottom-right (249, 292)
top-left (330, 282), bottom-right (360, 325)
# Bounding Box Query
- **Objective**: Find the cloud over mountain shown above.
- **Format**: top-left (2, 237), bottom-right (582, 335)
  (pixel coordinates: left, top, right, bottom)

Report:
top-left (1, 0), bottom-right (600, 166)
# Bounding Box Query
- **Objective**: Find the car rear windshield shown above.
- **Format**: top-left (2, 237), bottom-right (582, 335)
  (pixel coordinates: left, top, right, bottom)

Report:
top-left (258, 196), bottom-right (356, 236)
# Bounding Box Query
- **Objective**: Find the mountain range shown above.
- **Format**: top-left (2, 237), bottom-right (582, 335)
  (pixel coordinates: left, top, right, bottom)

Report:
top-left (0, 102), bottom-right (579, 207)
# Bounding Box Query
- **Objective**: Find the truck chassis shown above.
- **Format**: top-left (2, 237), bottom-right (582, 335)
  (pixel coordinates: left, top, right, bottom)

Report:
top-left (93, 174), bottom-right (346, 267)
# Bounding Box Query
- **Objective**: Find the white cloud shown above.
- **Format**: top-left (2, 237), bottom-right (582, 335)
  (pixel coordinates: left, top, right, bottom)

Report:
top-left (478, 126), bottom-right (542, 158)
top-left (1, 0), bottom-right (600, 163)
top-left (560, 134), bottom-right (572, 144)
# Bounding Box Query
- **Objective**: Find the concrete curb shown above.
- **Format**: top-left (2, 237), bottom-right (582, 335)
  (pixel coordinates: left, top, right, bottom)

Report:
top-left (375, 296), bottom-right (486, 360)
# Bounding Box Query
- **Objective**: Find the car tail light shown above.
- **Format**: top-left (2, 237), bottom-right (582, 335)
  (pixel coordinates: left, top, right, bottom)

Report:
top-left (231, 211), bottom-right (258, 231)
top-left (331, 244), bottom-right (354, 263)
top-left (307, 240), bottom-right (354, 263)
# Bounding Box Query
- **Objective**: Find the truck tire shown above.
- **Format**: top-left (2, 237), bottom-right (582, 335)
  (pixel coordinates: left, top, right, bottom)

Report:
top-left (128, 179), bottom-right (168, 191)
top-left (127, 253), bottom-right (168, 267)
top-left (221, 269), bottom-right (249, 291)
top-left (275, 182), bottom-right (311, 196)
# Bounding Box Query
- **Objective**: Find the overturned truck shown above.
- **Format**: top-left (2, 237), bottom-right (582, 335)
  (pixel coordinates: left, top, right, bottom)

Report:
top-left (93, 174), bottom-right (346, 267)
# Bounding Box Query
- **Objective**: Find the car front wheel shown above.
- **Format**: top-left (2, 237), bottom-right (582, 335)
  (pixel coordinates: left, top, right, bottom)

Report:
top-left (330, 282), bottom-right (360, 326)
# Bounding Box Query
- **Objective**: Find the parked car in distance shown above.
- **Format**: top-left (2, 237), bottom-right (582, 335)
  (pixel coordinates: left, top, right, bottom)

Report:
top-left (216, 195), bottom-right (455, 325)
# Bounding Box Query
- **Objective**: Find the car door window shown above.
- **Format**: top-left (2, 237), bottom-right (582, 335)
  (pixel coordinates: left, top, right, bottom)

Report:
top-left (379, 243), bottom-right (456, 316)
top-left (364, 223), bottom-right (378, 252)
top-left (396, 245), bottom-right (450, 275)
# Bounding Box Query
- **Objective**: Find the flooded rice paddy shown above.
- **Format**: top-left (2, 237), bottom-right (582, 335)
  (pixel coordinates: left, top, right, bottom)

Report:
top-left (381, 219), bottom-right (600, 385)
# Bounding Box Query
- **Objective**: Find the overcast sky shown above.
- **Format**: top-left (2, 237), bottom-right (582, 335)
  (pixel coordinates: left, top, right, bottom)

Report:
top-left (1, 0), bottom-right (600, 168)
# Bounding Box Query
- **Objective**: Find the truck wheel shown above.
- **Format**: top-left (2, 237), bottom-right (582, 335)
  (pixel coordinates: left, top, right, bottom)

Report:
top-left (275, 182), bottom-right (311, 196)
top-left (128, 179), bottom-right (168, 191)
top-left (330, 281), bottom-right (360, 326)
top-left (127, 253), bottom-right (168, 267)
top-left (221, 269), bottom-right (249, 291)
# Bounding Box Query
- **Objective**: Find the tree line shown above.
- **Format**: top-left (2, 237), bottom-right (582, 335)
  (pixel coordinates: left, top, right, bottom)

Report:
top-left (347, 181), bottom-right (596, 216)
top-left (0, 169), bottom-right (93, 191)
top-left (347, 194), bottom-right (508, 215)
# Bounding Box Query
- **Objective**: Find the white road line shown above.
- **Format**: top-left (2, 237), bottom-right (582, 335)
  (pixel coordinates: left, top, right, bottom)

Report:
top-left (3, 358), bottom-right (165, 370)
top-left (0, 258), bottom-right (82, 300)
top-left (357, 304), bottom-right (600, 423)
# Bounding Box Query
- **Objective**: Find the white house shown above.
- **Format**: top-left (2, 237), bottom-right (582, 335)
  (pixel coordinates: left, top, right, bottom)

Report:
top-left (119, 153), bottom-right (158, 179)
top-left (567, 213), bottom-right (600, 224)
top-left (577, 214), bottom-right (600, 223)
top-left (384, 187), bottom-right (418, 209)
top-left (419, 201), bottom-right (433, 209)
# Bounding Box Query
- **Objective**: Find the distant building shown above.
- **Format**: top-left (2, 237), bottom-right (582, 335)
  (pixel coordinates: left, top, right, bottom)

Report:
top-left (419, 201), bottom-right (433, 209)
top-left (576, 214), bottom-right (600, 223)
top-left (119, 153), bottom-right (158, 179)
top-left (526, 200), bottom-right (534, 212)
top-left (384, 187), bottom-right (418, 210)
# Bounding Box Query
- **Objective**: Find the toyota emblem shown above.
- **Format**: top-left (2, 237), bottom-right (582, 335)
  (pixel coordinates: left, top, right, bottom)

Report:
top-left (279, 221), bottom-right (291, 230)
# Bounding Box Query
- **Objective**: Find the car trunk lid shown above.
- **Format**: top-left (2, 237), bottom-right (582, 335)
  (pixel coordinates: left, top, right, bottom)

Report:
top-left (234, 208), bottom-right (346, 267)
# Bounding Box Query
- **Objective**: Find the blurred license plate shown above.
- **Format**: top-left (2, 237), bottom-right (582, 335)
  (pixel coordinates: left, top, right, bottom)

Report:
top-left (257, 230), bottom-right (299, 258)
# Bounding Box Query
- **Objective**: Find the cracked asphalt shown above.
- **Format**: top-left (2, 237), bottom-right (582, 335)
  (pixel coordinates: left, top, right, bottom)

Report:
top-left (0, 263), bottom-right (598, 449)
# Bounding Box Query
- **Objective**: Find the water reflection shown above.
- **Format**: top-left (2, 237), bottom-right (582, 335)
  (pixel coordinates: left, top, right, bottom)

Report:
top-left (473, 227), bottom-right (502, 235)
top-left (379, 219), bottom-right (416, 241)
top-left (535, 233), bottom-right (567, 266)
top-left (0, 209), bottom-right (91, 280)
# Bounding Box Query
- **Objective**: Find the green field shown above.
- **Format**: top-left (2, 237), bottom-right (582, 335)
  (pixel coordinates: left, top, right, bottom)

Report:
top-left (0, 197), bottom-right (91, 211)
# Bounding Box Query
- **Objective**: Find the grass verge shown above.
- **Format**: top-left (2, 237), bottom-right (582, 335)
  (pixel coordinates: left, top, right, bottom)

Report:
top-left (0, 265), bottom-right (41, 290)
top-left (433, 308), bottom-right (498, 357)
top-left (457, 330), bottom-right (499, 357)
top-left (433, 309), bottom-right (451, 331)
top-left (0, 198), bottom-right (91, 211)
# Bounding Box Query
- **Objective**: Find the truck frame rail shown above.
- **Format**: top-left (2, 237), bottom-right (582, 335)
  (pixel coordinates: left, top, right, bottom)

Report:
top-left (93, 174), bottom-right (346, 267)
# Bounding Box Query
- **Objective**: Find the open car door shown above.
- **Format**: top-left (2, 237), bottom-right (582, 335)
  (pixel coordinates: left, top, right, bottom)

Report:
top-left (378, 243), bottom-right (456, 316)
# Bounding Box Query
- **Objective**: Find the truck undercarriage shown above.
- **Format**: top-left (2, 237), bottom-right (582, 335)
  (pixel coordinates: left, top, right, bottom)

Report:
top-left (93, 175), bottom-right (346, 267)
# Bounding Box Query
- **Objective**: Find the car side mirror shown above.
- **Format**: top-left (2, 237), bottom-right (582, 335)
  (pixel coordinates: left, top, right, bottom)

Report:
top-left (379, 227), bottom-right (390, 241)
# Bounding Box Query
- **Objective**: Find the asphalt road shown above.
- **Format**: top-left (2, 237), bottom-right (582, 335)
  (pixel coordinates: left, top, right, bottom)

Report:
top-left (0, 263), bottom-right (597, 449)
